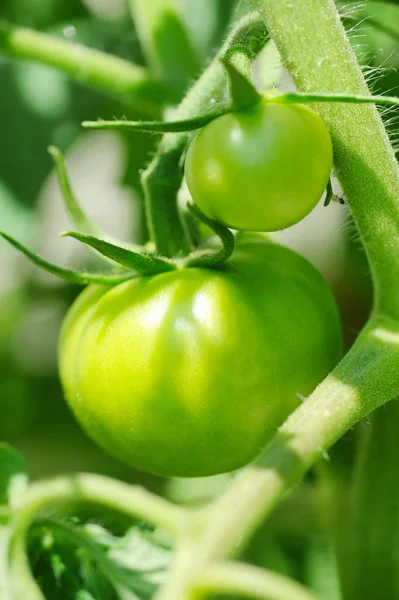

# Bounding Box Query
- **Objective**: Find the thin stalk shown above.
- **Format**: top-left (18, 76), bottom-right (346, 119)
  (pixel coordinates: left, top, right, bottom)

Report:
top-left (0, 21), bottom-right (169, 116)
top-left (8, 474), bottom-right (187, 600)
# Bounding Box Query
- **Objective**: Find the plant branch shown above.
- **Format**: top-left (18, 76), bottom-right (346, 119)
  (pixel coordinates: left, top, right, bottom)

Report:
top-left (193, 561), bottom-right (321, 600)
top-left (0, 21), bottom-right (169, 116)
top-left (8, 474), bottom-right (187, 600)
top-left (252, 0), bottom-right (399, 320)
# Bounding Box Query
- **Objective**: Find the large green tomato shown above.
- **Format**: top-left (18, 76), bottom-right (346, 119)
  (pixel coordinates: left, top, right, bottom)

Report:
top-left (184, 101), bottom-right (333, 232)
top-left (59, 239), bottom-right (341, 477)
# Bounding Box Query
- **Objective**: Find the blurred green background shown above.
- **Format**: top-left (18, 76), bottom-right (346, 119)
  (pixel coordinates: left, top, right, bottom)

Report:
top-left (0, 1), bottom-right (398, 597)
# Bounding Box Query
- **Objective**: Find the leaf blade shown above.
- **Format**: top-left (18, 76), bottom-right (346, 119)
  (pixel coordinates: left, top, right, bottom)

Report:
top-left (0, 232), bottom-right (131, 286)
top-left (63, 232), bottom-right (177, 275)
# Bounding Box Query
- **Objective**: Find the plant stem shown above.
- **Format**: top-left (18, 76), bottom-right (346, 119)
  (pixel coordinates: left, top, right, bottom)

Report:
top-left (12, 473), bottom-right (185, 538)
top-left (0, 21), bottom-right (169, 117)
top-left (128, 0), bottom-right (200, 98)
top-left (8, 474), bottom-right (187, 600)
top-left (141, 12), bottom-right (267, 257)
top-left (252, 0), bottom-right (399, 321)
top-left (193, 561), bottom-right (321, 600)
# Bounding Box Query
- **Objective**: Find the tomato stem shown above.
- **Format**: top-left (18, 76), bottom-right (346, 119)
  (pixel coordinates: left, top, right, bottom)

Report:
top-left (192, 561), bottom-right (320, 600)
top-left (0, 21), bottom-right (169, 116)
top-left (184, 203), bottom-right (235, 268)
top-left (254, 0), bottom-right (399, 320)
top-left (8, 474), bottom-right (187, 600)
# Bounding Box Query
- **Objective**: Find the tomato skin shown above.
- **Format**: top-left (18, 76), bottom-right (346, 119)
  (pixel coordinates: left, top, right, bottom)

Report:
top-left (59, 239), bottom-right (341, 477)
top-left (184, 101), bottom-right (333, 232)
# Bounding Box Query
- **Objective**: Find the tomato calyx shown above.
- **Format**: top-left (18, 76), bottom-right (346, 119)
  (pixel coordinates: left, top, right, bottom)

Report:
top-left (0, 143), bottom-right (237, 285)
top-left (220, 48), bottom-right (262, 111)
top-left (182, 203), bottom-right (235, 269)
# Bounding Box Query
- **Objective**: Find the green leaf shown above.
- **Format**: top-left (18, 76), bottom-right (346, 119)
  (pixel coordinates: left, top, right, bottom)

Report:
top-left (0, 232), bottom-right (132, 286)
top-left (48, 146), bottom-right (100, 236)
top-left (108, 527), bottom-right (171, 574)
top-left (0, 444), bottom-right (27, 511)
top-left (184, 204), bottom-right (235, 268)
top-left (221, 48), bottom-right (261, 110)
top-left (63, 232), bottom-right (177, 275)
top-left (32, 519), bottom-right (162, 600)
top-left (82, 108), bottom-right (230, 133)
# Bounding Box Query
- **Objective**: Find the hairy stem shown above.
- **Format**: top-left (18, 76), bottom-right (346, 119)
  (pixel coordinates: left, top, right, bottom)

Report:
top-left (252, 0), bottom-right (399, 320)
top-left (0, 21), bottom-right (169, 116)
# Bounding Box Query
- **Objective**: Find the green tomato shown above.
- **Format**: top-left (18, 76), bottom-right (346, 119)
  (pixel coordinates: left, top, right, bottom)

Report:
top-left (59, 239), bottom-right (341, 477)
top-left (184, 101), bottom-right (333, 232)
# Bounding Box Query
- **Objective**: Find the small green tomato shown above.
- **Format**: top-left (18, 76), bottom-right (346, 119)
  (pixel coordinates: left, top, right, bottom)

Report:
top-left (184, 101), bottom-right (333, 232)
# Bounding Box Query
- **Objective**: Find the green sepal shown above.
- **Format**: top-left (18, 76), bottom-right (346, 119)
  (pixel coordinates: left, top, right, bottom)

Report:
top-left (48, 146), bottom-right (100, 236)
top-left (0, 232), bottom-right (131, 286)
top-left (63, 231), bottom-right (177, 275)
top-left (221, 48), bottom-right (261, 110)
top-left (184, 204), bottom-right (235, 269)
top-left (323, 179), bottom-right (334, 207)
top-left (323, 179), bottom-right (345, 206)
top-left (82, 108), bottom-right (230, 133)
